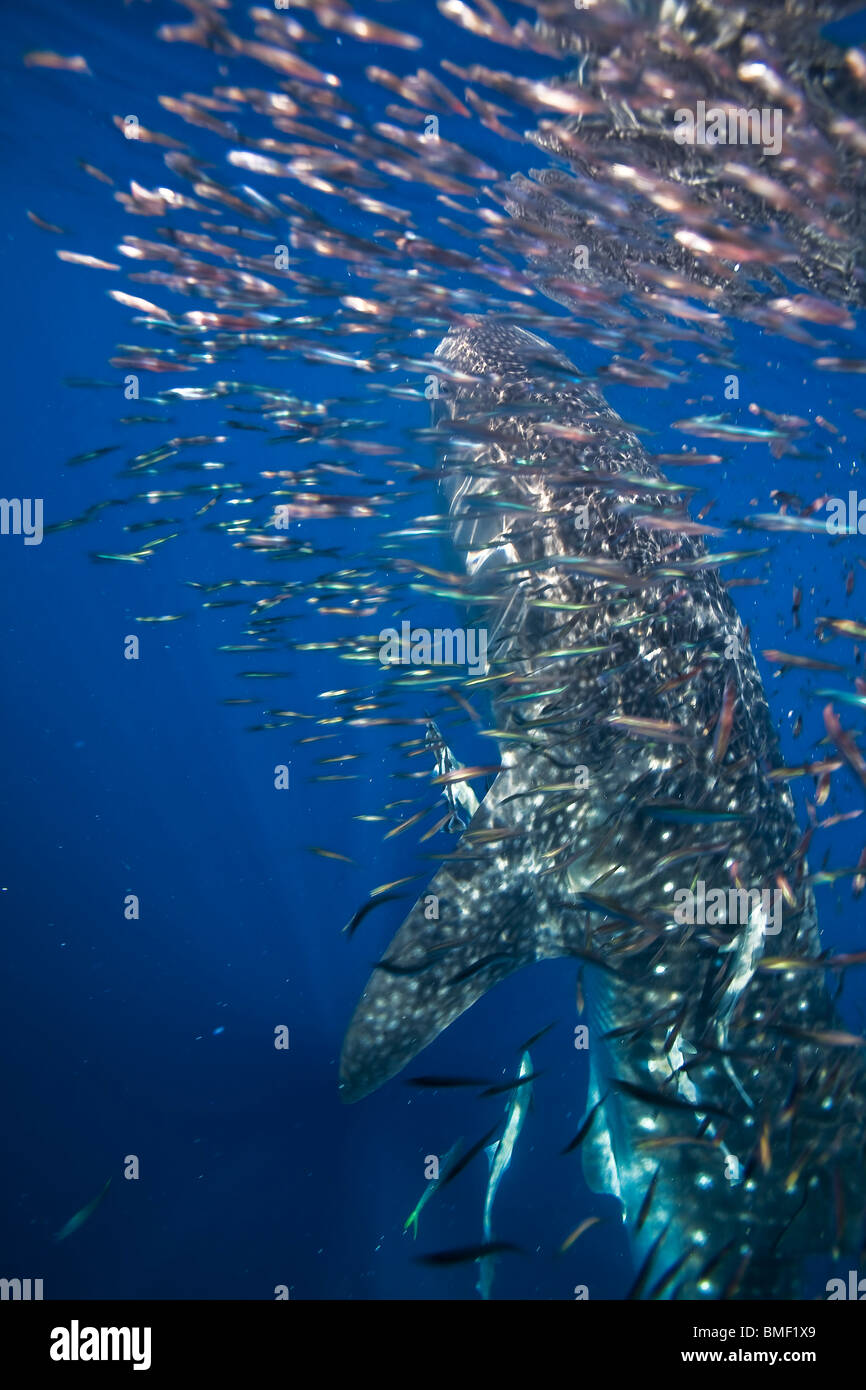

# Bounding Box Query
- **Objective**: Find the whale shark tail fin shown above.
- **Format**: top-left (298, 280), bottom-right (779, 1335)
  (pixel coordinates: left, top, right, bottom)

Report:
top-left (339, 772), bottom-right (550, 1102)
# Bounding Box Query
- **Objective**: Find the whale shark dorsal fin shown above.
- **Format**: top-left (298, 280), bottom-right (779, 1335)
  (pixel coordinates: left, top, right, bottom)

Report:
top-left (339, 765), bottom-right (559, 1101)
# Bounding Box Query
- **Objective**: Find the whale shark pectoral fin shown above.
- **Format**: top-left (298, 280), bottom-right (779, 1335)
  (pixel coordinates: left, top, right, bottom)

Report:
top-left (338, 876), bottom-right (539, 1102)
top-left (339, 785), bottom-right (548, 1101)
top-left (581, 1063), bottom-right (623, 1207)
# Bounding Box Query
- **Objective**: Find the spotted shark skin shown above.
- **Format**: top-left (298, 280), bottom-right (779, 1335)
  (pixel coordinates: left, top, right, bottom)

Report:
top-left (340, 320), bottom-right (866, 1299)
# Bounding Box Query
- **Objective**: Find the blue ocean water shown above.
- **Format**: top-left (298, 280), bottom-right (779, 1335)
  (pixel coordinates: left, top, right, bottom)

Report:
top-left (1, 0), bottom-right (864, 1301)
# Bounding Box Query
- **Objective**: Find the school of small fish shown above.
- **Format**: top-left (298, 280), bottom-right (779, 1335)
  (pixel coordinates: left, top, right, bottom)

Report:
top-left (27, 0), bottom-right (866, 1297)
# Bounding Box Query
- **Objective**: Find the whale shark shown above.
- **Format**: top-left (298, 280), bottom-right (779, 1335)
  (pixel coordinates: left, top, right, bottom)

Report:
top-left (340, 318), bottom-right (866, 1299)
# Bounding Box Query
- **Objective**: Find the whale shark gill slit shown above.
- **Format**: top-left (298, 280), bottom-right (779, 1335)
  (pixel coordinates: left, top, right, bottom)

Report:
top-left (339, 319), bottom-right (866, 1298)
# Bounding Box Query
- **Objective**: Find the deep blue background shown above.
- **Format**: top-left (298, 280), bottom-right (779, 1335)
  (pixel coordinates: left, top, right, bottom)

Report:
top-left (1, 0), bottom-right (864, 1300)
